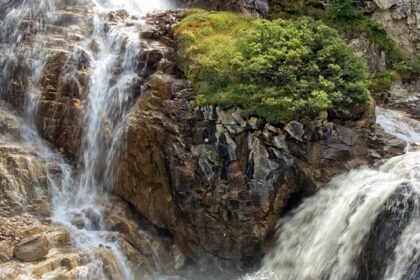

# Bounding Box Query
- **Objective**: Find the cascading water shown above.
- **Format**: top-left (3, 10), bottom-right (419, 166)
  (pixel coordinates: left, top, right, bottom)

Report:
top-left (246, 109), bottom-right (420, 280)
top-left (0, 0), bottom-right (176, 279)
top-left (2, 0), bottom-right (420, 279)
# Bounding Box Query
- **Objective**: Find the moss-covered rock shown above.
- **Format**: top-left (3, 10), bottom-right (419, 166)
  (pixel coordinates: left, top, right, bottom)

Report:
top-left (174, 10), bottom-right (371, 123)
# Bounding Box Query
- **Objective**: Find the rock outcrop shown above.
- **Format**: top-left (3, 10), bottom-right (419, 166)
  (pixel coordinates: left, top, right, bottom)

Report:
top-left (0, 104), bottom-right (181, 279)
top-left (0, 1), bottom-right (412, 276)
top-left (357, 183), bottom-right (420, 279)
top-left (112, 10), bottom-right (405, 271)
top-left (370, 0), bottom-right (420, 56)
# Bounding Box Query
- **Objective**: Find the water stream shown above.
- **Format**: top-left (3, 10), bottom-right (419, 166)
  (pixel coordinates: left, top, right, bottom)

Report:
top-left (1, 0), bottom-right (420, 279)
top-left (246, 109), bottom-right (420, 279)
top-left (0, 0), bottom-right (176, 279)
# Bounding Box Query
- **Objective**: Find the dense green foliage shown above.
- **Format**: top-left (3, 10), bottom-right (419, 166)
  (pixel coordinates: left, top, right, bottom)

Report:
top-left (326, 0), bottom-right (420, 85)
top-left (268, 0), bottom-right (325, 19)
top-left (270, 0), bottom-right (420, 90)
top-left (369, 70), bottom-right (397, 91)
top-left (326, 0), bottom-right (403, 63)
top-left (174, 11), bottom-right (370, 123)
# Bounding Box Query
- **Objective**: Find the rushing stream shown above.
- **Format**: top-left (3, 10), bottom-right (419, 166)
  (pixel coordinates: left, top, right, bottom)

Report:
top-left (246, 109), bottom-right (420, 280)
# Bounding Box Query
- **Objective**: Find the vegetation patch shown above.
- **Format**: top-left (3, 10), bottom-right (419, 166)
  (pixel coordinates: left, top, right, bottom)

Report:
top-left (174, 10), bottom-right (370, 123)
top-left (270, 0), bottom-right (420, 89)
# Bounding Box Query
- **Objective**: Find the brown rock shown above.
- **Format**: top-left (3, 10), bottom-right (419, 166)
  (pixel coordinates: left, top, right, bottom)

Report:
top-left (0, 241), bottom-right (14, 263)
top-left (14, 235), bottom-right (49, 262)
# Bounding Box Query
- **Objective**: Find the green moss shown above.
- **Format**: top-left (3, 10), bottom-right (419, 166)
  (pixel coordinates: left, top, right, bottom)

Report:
top-left (174, 11), bottom-right (370, 123)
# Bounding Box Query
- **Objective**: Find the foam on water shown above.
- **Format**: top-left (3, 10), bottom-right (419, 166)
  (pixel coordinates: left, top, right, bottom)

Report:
top-left (245, 107), bottom-right (420, 280)
top-left (0, 0), bottom-right (178, 278)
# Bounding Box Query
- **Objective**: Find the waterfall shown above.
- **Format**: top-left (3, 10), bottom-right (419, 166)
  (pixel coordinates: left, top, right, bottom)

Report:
top-left (0, 0), bottom-right (176, 279)
top-left (246, 108), bottom-right (420, 280)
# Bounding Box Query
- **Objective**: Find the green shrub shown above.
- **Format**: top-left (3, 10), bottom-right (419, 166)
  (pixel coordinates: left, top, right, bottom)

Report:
top-left (369, 70), bottom-right (397, 91)
top-left (268, 0), bottom-right (326, 20)
top-left (174, 11), bottom-right (370, 123)
top-left (395, 56), bottom-right (420, 81)
top-left (326, 0), bottom-right (364, 26)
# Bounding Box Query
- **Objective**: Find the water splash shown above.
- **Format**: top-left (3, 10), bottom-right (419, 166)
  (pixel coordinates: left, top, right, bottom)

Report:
top-left (376, 107), bottom-right (420, 151)
top-left (93, 0), bottom-right (175, 15)
top-left (0, 0), bottom-right (178, 278)
top-left (245, 108), bottom-right (420, 280)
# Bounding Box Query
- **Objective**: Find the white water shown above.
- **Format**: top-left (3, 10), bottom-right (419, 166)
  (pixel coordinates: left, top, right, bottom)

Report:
top-left (93, 0), bottom-right (175, 15)
top-left (246, 109), bottom-right (420, 280)
top-left (2, 1), bottom-right (420, 279)
top-left (0, 0), bottom-right (176, 279)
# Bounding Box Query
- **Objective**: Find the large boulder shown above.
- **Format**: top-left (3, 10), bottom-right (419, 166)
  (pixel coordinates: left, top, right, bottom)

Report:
top-left (14, 235), bottom-right (49, 262)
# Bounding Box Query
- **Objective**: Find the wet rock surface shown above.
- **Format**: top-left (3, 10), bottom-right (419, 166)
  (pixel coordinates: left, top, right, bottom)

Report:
top-left (0, 3), bottom-right (415, 278)
top-left (375, 79), bottom-right (420, 119)
top-left (356, 183), bottom-right (420, 280)
top-left (370, 0), bottom-right (420, 56)
top-left (14, 236), bottom-right (49, 262)
top-left (113, 10), bottom-right (406, 271)
top-left (0, 104), bottom-right (180, 279)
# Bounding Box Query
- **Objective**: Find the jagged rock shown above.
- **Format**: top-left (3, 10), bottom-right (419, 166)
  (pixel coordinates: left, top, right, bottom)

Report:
top-left (357, 183), bottom-right (420, 279)
top-left (172, 244), bottom-right (186, 270)
top-left (95, 247), bottom-right (125, 280)
top-left (14, 235), bottom-right (49, 262)
top-left (284, 121), bottom-right (305, 142)
top-left (371, 0), bottom-right (420, 56)
top-left (349, 36), bottom-right (387, 75)
top-left (374, 0), bottom-right (398, 9)
top-left (379, 81), bottom-right (420, 119)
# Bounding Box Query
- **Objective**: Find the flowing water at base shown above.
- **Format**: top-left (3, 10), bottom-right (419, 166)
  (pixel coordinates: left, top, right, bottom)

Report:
top-left (246, 109), bottom-right (420, 280)
top-left (2, 0), bottom-right (420, 279)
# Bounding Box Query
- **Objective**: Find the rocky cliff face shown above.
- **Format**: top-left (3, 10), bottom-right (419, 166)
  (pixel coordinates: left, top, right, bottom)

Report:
top-left (370, 0), bottom-right (420, 56)
top-left (113, 10), bottom-right (405, 270)
top-left (0, 2), bottom-right (411, 277)
top-left (0, 103), bottom-right (183, 279)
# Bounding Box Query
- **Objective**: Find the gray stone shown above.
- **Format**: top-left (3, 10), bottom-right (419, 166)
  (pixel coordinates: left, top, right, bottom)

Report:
top-left (374, 0), bottom-right (398, 9)
top-left (284, 121), bottom-right (305, 142)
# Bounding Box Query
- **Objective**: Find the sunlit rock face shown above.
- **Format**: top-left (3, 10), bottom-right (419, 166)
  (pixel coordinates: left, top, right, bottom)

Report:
top-left (0, 1), bottom-right (185, 279)
top-left (371, 0), bottom-right (420, 56)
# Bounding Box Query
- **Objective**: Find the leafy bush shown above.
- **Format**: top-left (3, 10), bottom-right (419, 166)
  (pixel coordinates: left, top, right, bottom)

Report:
top-left (395, 56), bottom-right (420, 82)
top-left (268, 0), bottom-right (325, 20)
top-left (174, 11), bottom-right (370, 123)
top-left (326, 0), bottom-right (420, 82)
top-left (326, 0), bottom-right (364, 26)
top-left (369, 70), bottom-right (397, 91)
top-left (268, 0), bottom-right (419, 91)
